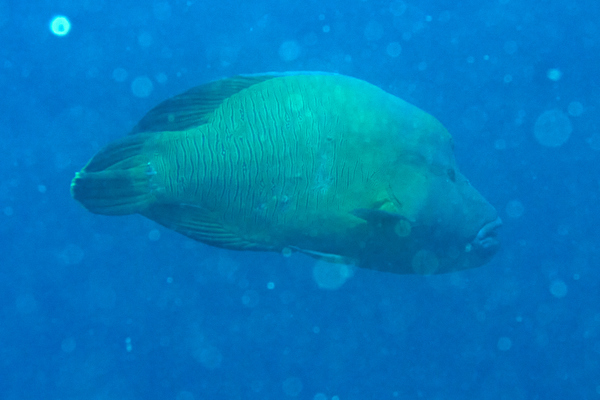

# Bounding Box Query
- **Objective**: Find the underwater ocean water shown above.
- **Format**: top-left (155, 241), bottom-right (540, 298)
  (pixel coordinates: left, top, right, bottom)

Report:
top-left (1, 0), bottom-right (599, 398)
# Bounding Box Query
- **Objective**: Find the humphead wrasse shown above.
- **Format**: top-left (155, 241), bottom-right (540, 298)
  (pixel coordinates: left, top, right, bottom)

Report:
top-left (71, 72), bottom-right (501, 274)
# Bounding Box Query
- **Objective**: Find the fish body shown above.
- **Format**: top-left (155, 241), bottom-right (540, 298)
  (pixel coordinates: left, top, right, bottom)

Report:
top-left (72, 72), bottom-right (500, 274)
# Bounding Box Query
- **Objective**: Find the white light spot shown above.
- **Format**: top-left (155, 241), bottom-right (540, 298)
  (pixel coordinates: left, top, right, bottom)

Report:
top-left (533, 109), bottom-right (572, 147)
top-left (112, 67), bottom-right (128, 82)
top-left (50, 16), bottom-right (71, 36)
top-left (282, 377), bottom-right (303, 396)
top-left (549, 279), bottom-right (568, 298)
top-left (386, 42), bottom-right (402, 57)
top-left (547, 68), bottom-right (562, 81)
top-left (313, 260), bottom-right (354, 290)
top-left (131, 76), bottom-right (154, 98)
top-left (279, 41), bottom-right (301, 62)
top-left (505, 200), bottom-right (524, 219)
top-left (497, 336), bottom-right (512, 351)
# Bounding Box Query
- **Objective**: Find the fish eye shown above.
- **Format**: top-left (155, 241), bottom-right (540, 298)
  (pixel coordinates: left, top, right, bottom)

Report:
top-left (447, 168), bottom-right (456, 182)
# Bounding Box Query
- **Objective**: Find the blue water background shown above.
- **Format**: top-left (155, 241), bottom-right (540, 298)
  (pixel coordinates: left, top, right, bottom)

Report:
top-left (1, 0), bottom-right (599, 398)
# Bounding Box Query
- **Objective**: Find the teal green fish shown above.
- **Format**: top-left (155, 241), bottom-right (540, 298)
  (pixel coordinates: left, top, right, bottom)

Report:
top-left (71, 72), bottom-right (501, 274)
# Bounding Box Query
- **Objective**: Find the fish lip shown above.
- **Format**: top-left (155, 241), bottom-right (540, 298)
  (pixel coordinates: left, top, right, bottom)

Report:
top-left (471, 216), bottom-right (502, 250)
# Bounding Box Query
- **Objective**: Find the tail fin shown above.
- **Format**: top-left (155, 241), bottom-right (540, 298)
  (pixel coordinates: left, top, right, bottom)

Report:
top-left (71, 134), bottom-right (157, 216)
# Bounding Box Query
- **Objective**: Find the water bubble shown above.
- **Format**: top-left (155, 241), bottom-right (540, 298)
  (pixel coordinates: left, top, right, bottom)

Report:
top-left (155, 72), bottom-right (168, 84)
top-left (15, 293), bottom-right (37, 314)
top-left (312, 261), bottom-right (354, 290)
top-left (497, 336), bottom-right (512, 351)
top-left (61, 337), bottom-right (76, 353)
top-left (282, 377), bottom-right (303, 396)
top-left (38, 185), bottom-right (47, 193)
top-left (196, 346), bottom-right (222, 369)
top-left (3, 206), bottom-right (13, 216)
top-left (389, 1), bottom-right (407, 16)
top-left (505, 200), bottom-right (524, 219)
top-left (546, 68), bottom-right (562, 81)
top-left (112, 67), bottom-right (128, 82)
top-left (411, 249), bottom-right (439, 274)
top-left (138, 31), bottom-right (153, 47)
top-left (279, 41), bottom-right (301, 62)
top-left (125, 337), bottom-right (132, 352)
top-left (50, 16), bottom-right (71, 36)
top-left (494, 139), bottom-right (507, 150)
top-left (462, 106), bottom-right (488, 133)
top-left (241, 290), bottom-right (259, 308)
top-left (267, 281), bottom-right (275, 289)
top-left (503, 40), bottom-right (518, 55)
top-left (60, 244), bottom-right (84, 265)
top-left (148, 229), bottom-right (160, 241)
top-left (364, 20), bottom-right (384, 41)
top-left (386, 42), bottom-right (402, 57)
top-left (314, 394), bottom-right (327, 400)
top-left (549, 279), bottom-right (568, 298)
top-left (153, 1), bottom-right (172, 20)
top-left (394, 219), bottom-right (411, 237)
top-left (282, 247), bottom-right (292, 257)
top-left (131, 76), bottom-right (154, 98)
top-left (567, 101), bottom-right (584, 117)
top-left (176, 391), bottom-right (195, 400)
top-left (587, 134), bottom-right (600, 151)
top-left (533, 109), bottom-right (572, 147)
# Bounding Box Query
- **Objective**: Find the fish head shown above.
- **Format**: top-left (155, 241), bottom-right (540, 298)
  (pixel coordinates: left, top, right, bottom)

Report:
top-left (376, 115), bottom-right (501, 274)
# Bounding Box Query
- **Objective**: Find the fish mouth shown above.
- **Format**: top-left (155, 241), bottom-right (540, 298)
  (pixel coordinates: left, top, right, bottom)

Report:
top-left (471, 216), bottom-right (502, 251)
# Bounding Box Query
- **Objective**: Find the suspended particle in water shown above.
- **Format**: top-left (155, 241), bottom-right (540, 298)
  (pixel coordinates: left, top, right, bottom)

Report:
top-left (533, 109), bottom-right (572, 147)
top-left (50, 15), bottom-right (71, 36)
top-left (386, 42), bottom-right (402, 57)
top-left (549, 279), bottom-right (568, 298)
top-left (505, 200), bottom-right (524, 219)
top-left (131, 76), bottom-right (154, 98)
top-left (313, 260), bottom-right (354, 290)
top-left (497, 336), bottom-right (512, 351)
top-left (279, 41), bottom-right (301, 62)
top-left (546, 68), bottom-right (562, 81)
top-left (112, 67), bottom-right (128, 82)
top-left (282, 377), bottom-right (303, 396)
top-left (567, 101), bottom-right (584, 117)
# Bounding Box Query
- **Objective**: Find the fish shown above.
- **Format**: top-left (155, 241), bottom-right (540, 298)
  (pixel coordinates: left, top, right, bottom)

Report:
top-left (71, 72), bottom-right (501, 275)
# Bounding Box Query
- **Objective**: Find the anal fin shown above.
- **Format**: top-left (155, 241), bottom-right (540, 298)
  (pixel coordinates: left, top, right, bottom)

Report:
top-left (143, 203), bottom-right (271, 251)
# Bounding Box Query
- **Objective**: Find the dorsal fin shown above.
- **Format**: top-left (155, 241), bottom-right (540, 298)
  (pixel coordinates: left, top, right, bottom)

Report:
top-left (129, 74), bottom-right (277, 134)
